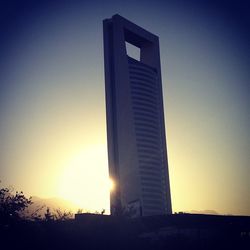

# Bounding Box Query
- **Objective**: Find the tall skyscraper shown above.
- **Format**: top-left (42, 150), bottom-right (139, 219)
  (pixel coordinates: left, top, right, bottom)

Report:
top-left (103, 14), bottom-right (172, 216)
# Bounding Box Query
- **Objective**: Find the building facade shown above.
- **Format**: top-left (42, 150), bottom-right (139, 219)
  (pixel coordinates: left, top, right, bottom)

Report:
top-left (103, 14), bottom-right (172, 216)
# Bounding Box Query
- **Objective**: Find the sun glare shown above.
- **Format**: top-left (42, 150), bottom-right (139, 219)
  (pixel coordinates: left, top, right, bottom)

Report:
top-left (109, 178), bottom-right (115, 192)
top-left (57, 144), bottom-right (110, 213)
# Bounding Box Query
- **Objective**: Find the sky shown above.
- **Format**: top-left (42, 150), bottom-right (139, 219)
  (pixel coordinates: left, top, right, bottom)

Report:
top-left (0, 0), bottom-right (249, 215)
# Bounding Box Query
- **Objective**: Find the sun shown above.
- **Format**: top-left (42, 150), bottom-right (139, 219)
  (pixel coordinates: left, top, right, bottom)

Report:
top-left (57, 144), bottom-right (111, 214)
top-left (109, 178), bottom-right (115, 192)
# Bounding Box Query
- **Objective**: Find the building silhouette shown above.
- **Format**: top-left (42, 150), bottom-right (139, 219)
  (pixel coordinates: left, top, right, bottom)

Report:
top-left (103, 14), bottom-right (172, 216)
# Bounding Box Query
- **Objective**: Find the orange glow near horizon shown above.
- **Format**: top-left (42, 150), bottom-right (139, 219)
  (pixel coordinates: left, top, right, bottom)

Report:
top-left (57, 144), bottom-right (111, 213)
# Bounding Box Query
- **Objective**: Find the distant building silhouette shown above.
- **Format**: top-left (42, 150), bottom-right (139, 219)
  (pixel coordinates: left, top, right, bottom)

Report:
top-left (103, 14), bottom-right (172, 216)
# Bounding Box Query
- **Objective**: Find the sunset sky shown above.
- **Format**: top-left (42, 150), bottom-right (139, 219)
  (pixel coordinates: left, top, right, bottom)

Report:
top-left (0, 0), bottom-right (249, 215)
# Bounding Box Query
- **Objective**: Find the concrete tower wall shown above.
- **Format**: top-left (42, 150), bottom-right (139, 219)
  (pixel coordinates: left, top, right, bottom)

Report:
top-left (103, 14), bottom-right (172, 216)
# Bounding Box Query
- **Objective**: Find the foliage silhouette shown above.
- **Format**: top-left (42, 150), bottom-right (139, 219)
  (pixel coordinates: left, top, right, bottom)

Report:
top-left (44, 207), bottom-right (73, 221)
top-left (0, 186), bottom-right (32, 224)
top-left (0, 184), bottom-right (73, 225)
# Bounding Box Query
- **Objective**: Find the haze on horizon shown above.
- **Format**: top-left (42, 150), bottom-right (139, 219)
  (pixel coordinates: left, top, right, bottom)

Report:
top-left (0, 0), bottom-right (249, 215)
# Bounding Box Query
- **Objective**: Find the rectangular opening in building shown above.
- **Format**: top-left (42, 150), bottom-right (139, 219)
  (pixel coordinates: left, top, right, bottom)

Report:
top-left (125, 41), bottom-right (140, 61)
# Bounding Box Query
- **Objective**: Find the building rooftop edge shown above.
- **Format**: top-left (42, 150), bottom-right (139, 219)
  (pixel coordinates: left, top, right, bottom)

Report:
top-left (103, 14), bottom-right (159, 41)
